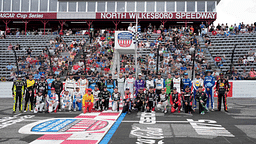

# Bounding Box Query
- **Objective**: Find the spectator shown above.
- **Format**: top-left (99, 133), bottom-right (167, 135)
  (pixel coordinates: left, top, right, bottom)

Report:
top-left (27, 47), bottom-right (32, 56)
top-left (214, 56), bottom-right (221, 67)
top-left (231, 69), bottom-right (241, 80)
top-left (249, 68), bottom-right (256, 78)
top-left (212, 69), bottom-right (219, 79)
top-left (240, 69), bottom-right (248, 80)
top-left (6, 63), bottom-right (14, 71)
top-left (205, 37), bottom-right (211, 47)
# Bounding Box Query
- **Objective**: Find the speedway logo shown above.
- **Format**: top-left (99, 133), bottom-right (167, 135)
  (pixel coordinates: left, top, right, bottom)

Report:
top-left (117, 32), bottom-right (133, 47)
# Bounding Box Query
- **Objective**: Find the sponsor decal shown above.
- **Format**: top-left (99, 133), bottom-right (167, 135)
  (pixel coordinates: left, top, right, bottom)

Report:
top-left (117, 32), bottom-right (133, 47)
top-left (96, 12), bottom-right (217, 20)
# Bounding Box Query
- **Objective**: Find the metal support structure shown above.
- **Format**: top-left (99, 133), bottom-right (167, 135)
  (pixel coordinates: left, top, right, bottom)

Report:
top-left (12, 49), bottom-right (20, 75)
top-left (156, 43), bottom-right (160, 73)
top-left (3, 20), bottom-right (11, 35)
top-left (58, 20), bottom-right (65, 32)
top-left (46, 47), bottom-right (53, 75)
top-left (161, 20), bottom-right (167, 27)
top-left (185, 21), bottom-right (188, 27)
top-left (41, 20), bottom-right (49, 35)
top-left (112, 21), bottom-right (120, 30)
top-left (191, 45), bottom-right (197, 80)
top-left (86, 21), bottom-right (93, 32)
top-left (207, 21), bottom-right (211, 32)
top-left (83, 46), bottom-right (87, 75)
top-left (23, 21), bottom-right (29, 34)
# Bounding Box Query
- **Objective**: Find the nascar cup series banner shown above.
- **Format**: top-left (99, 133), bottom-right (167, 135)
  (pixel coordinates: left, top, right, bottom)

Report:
top-left (114, 31), bottom-right (135, 51)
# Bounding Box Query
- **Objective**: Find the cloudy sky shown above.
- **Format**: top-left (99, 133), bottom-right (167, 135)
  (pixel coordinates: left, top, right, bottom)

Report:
top-left (214, 0), bottom-right (256, 26)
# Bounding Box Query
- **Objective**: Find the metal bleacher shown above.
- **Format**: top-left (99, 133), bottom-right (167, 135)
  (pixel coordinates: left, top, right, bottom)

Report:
top-left (208, 33), bottom-right (256, 73)
top-left (0, 35), bottom-right (88, 79)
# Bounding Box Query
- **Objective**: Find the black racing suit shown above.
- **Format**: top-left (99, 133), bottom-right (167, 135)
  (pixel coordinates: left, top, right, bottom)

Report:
top-left (195, 91), bottom-right (208, 113)
top-left (216, 78), bottom-right (229, 111)
top-left (135, 92), bottom-right (146, 112)
top-left (98, 90), bottom-right (110, 111)
top-left (146, 91), bottom-right (156, 112)
top-left (112, 92), bottom-right (121, 111)
top-left (97, 79), bottom-right (106, 91)
top-left (12, 80), bottom-right (26, 112)
top-left (51, 80), bottom-right (63, 109)
top-left (182, 90), bottom-right (193, 113)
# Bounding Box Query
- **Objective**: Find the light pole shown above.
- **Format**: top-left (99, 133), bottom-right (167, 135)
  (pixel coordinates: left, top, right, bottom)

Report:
top-left (12, 48), bottom-right (20, 75)
top-left (156, 43), bottom-right (160, 73)
top-left (191, 45), bottom-right (197, 80)
top-left (46, 47), bottom-right (53, 75)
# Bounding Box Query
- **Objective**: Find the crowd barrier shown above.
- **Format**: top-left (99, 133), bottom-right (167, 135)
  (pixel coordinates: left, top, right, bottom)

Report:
top-left (1, 80), bottom-right (256, 98)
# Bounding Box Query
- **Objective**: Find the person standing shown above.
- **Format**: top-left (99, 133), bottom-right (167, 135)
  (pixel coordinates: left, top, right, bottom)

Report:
top-left (146, 75), bottom-right (154, 90)
top-left (97, 75), bottom-right (106, 91)
top-left (192, 73), bottom-right (204, 109)
top-left (204, 70), bottom-right (215, 111)
top-left (73, 87), bottom-right (83, 111)
top-left (12, 75), bottom-right (26, 113)
top-left (65, 73), bottom-right (76, 98)
top-left (165, 73), bottom-right (172, 95)
top-left (88, 75), bottom-right (98, 90)
top-left (46, 73), bottom-right (55, 95)
top-left (51, 75), bottom-right (63, 110)
top-left (182, 73), bottom-right (192, 91)
top-left (117, 73), bottom-right (125, 99)
top-left (154, 73), bottom-right (165, 96)
top-left (216, 73), bottom-right (229, 112)
top-left (78, 74), bottom-right (88, 95)
top-left (171, 73), bottom-right (183, 93)
top-left (135, 73), bottom-right (145, 95)
top-left (105, 74), bottom-right (116, 95)
top-left (24, 73), bottom-right (36, 112)
top-left (124, 72), bottom-right (136, 99)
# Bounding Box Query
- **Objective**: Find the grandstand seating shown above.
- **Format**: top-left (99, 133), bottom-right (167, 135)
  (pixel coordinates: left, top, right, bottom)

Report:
top-left (207, 33), bottom-right (256, 73)
top-left (0, 35), bottom-right (88, 79)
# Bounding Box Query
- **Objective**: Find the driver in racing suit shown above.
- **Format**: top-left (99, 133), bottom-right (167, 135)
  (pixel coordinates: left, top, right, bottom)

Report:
top-left (98, 86), bottom-right (111, 111)
top-left (216, 73), bottom-right (229, 112)
top-left (146, 75), bottom-right (154, 90)
top-left (47, 88), bottom-right (59, 113)
top-left (92, 85), bottom-right (100, 110)
top-left (182, 86), bottom-right (193, 114)
top-left (34, 90), bottom-right (45, 113)
top-left (65, 73), bottom-right (76, 98)
top-left (134, 88), bottom-right (146, 112)
top-left (195, 86), bottom-right (208, 115)
top-left (73, 87), bottom-right (83, 111)
top-left (165, 73), bottom-right (172, 95)
top-left (82, 89), bottom-right (94, 113)
top-left (61, 90), bottom-right (72, 112)
top-left (78, 74), bottom-right (88, 95)
top-left (88, 75), bottom-right (97, 90)
top-left (154, 73), bottom-right (165, 96)
top-left (124, 72), bottom-right (135, 99)
top-left (117, 73), bottom-right (125, 99)
top-left (112, 87), bottom-right (121, 111)
top-left (51, 75), bottom-right (63, 110)
top-left (157, 88), bottom-right (169, 113)
top-left (192, 73), bottom-right (204, 109)
top-left (170, 87), bottom-right (182, 113)
top-left (105, 74), bottom-right (116, 95)
top-left (145, 86), bottom-right (156, 112)
top-left (12, 75), bottom-right (26, 113)
top-left (135, 73), bottom-right (145, 95)
top-left (204, 70), bottom-right (215, 111)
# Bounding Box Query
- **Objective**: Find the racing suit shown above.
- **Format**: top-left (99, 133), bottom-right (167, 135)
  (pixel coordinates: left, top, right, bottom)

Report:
top-left (97, 79), bottom-right (106, 91)
top-left (134, 92), bottom-right (146, 112)
top-left (46, 78), bottom-right (55, 95)
top-left (12, 80), bottom-right (26, 112)
top-left (36, 80), bottom-right (48, 96)
top-left (112, 92), bottom-right (121, 111)
top-left (88, 79), bottom-right (97, 90)
top-left (204, 75), bottom-right (215, 109)
top-left (117, 77), bottom-right (125, 99)
top-left (98, 90), bottom-right (111, 111)
top-left (171, 77), bottom-right (183, 93)
top-left (34, 94), bottom-right (45, 113)
top-left (92, 89), bottom-right (100, 109)
top-left (192, 78), bottom-right (204, 108)
top-left (146, 79), bottom-right (154, 90)
top-left (145, 90), bottom-right (156, 112)
top-left (135, 79), bottom-right (145, 95)
top-left (182, 78), bottom-right (192, 91)
top-left (73, 91), bottom-right (83, 111)
top-left (154, 78), bottom-right (165, 96)
top-left (105, 79), bottom-right (116, 95)
top-left (165, 78), bottom-right (172, 95)
top-left (182, 90), bottom-right (193, 113)
top-left (157, 93), bottom-right (169, 112)
top-left (61, 93), bottom-right (72, 111)
top-left (195, 91), bottom-right (208, 113)
top-left (216, 78), bottom-right (229, 111)
top-left (78, 78), bottom-right (88, 95)
top-left (51, 80), bottom-right (63, 109)
top-left (47, 92), bottom-right (59, 113)
top-left (124, 77), bottom-right (135, 98)
top-left (123, 92), bottom-right (132, 113)
top-left (24, 79), bottom-right (35, 111)
top-left (170, 92), bottom-right (182, 113)
top-left (82, 93), bottom-right (94, 113)
top-left (65, 78), bottom-right (76, 97)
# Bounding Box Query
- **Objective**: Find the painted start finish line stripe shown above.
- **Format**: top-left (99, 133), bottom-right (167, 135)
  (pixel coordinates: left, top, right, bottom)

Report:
top-left (99, 113), bottom-right (127, 144)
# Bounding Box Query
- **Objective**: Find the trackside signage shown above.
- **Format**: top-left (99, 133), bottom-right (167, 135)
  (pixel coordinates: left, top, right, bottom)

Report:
top-left (0, 12), bottom-right (57, 19)
top-left (96, 12), bottom-right (217, 20)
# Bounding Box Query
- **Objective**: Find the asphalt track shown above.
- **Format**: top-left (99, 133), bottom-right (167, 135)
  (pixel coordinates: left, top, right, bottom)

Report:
top-left (1, 98), bottom-right (256, 144)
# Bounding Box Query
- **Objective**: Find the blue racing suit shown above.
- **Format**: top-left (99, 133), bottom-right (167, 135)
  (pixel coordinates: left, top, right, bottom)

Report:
top-left (204, 75), bottom-right (215, 109)
top-left (182, 78), bottom-right (192, 92)
top-left (192, 78), bottom-right (204, 108)
top-left (73, 91), bottom-right (83, 111)
top-left (47, 78), bottom-right (55, 95)
top-left (105, 79), bottom-right (116, 95)
top-left (88, 79), bottom-right (97, 90)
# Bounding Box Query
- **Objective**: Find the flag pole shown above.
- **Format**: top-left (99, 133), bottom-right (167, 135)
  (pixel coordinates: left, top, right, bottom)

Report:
top-left (135, 12), bottom-right (138, 79)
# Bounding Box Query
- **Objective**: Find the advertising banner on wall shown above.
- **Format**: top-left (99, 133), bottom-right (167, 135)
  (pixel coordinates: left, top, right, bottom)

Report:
top-left (0, 12), bottom-right (57, 19)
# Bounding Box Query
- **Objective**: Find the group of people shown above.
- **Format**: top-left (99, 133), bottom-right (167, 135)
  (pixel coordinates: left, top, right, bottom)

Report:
top-left (12, 69), bottom-right (229, 115)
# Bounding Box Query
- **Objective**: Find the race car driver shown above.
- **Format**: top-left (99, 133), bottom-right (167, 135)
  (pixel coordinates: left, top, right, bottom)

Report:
top-left (112, 87), bottom-right (121, 111)
top-left (170, 87), bottom-right (182, 113)
top-left (12, 75), bottom-right (26, 113)
top-left (157, 88), bottom-right (169, 113)
top-left (73, 87), bottom-right (83, 111)
top-left (61, 90), bottom-right (72, 112)
top-left (182, 86), bottom-right (193, 114)
top-left (46, 88), bottom-right (59, 113)
top-left (216, 73), bottom-right (229, 112)
top-left (135, 73), bottom-right (145, 95)
top-left (34, 90), bottom-right (45, 113)
top-left (195, 86), bottom-right (208, 115)
top-left (82, 88), bottom-right (94, 113)
top-left (204, 70), bottom-right (215, 111)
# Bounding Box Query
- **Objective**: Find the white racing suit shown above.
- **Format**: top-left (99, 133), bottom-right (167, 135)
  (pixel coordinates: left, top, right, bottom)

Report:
top-left (157, 93), bottom-right (169, 112)
top-left (124, 77), bottom-right (135, 99)
top-left (73, 91), bottom-right (83, 111)
top-left (34, 95), bottom-right (45, 113)
top-left (146, 79), bottom-right (154, 90)
top-left (154, 78), bottom-right (165, 96)
top-left (61, 94), bottom-right (72, 111)
top-left (117, 77), bottom-right (125, 99)
top-left (78, 78), bottom-right (88, 95)
top-left (172, 77), bottom-right (183, 93)
top-left (112, 92), bottom-right (121, 111)
top-left (65, 78), bottom-right (76, 97)
top-left (47, 93), bottom-right (59, 113)
top-left (92, 89), bottom-right (100, 109)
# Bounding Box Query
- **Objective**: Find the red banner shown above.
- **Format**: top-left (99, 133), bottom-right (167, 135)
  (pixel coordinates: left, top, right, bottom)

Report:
top-left (0, 12), bottom-right (57, 19)
top-left (96, 12), bottom-right (217, 20)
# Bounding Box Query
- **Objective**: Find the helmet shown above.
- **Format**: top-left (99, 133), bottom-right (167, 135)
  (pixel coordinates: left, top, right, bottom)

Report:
top-left (51, 87), bottom-right (55, 90)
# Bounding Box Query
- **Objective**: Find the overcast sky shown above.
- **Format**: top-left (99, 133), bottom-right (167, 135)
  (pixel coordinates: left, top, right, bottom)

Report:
top-left (214, 0), bottom-right (256, 26)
